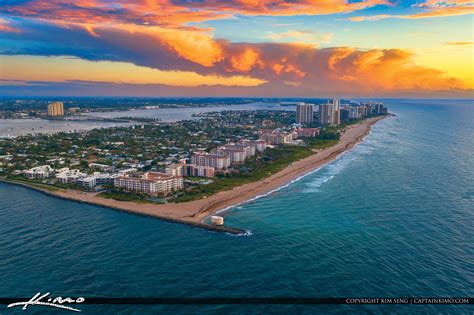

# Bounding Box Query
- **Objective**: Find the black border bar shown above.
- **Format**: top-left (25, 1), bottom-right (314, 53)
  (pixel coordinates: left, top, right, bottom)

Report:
top-left (1, 298), bottom-right (473, 305)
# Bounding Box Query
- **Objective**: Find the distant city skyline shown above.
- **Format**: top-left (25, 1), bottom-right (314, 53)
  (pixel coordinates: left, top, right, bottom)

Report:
top-left (0, 1), bottom-right (473, 98)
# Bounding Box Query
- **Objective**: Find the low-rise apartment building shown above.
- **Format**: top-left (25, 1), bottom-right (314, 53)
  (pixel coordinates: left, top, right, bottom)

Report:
top-left (114, 176), bottom-right (158, 196)
top-left (23, 165), bottom-right (54, 179)
top-left (114, 172), bottom-right (183, 196)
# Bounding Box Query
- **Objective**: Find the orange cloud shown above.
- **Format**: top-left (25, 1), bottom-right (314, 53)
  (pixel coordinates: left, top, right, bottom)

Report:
top-left (161, 0), bottom-right (389, 18)
top-left (6, 19), bottom-right (467, 94)
top-left (0, 55), bottom-right (267, 87)
top-left (272, 63), bottom-right (285, 75)
top-left (328, 47), bottom-right (356, 70)
top-left (156, 28), bottom-right (224, 67)
top-left (327, 48), bottom-right (465, 92)
top-left (83, 24), bottom-right (99, 37)
top-left (409, 4), bottom-right (474, 19)
top-left (353, 50), bottom-right (385, 70)
top-left (0, 0), bottom-right (388, 29)
top-left (230, 48), bottom-right (262, 72)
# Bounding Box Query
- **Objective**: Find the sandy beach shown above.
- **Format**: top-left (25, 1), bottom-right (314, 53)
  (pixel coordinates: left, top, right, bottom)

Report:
top-left (1, 116), bottom-right (385, 234)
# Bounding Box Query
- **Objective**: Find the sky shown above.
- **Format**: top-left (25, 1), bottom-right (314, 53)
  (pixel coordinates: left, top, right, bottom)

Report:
top-left (0, 0), bottom-right (473, 98)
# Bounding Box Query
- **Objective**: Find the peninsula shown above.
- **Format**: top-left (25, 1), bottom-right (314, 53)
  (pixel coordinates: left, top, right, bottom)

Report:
top-left (50, 116), bottom-right (384, 223)
top-left (0, 101), bottom-right (387, 234)
top-left (0, 99), bottom-right (387, 234)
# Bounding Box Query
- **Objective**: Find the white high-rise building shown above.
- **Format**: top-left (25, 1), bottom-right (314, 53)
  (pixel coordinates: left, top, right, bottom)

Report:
top-left (332, 98), bottom-right (340, 125)
top-left (319, 99), bottom-right (341, 126)
top-left (296, 103), bottom-right (314, 124)
top-left (319, 103), bottom-right (333, 126)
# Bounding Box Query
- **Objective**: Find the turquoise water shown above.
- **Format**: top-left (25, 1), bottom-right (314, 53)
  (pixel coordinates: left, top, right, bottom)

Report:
top-left (0, 99), bottom-right (473, 313)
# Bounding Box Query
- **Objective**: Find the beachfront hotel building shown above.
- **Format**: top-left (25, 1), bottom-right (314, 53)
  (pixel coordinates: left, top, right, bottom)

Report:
top-left (212, 146), bottom-right (246, 164)
top-left (212, 142), bottom-right (256, 164)
top-left (144, 172), bottom-right (184, 194)
top-left (114, 176), bottom-right (159, 196)
top-left (260, 131), bottom-right (296, 145)
top-left (76, 177), bottom-right (97, 190)
top-left (114, 172), bottom-right (183, 196)
top-left (166, 161), bottom-right (215, 178)
top-left (183, 164), bottom-right (215, 178)
top-left (23, 165), bottom-right (54, 179)
top-left (165, 162), bottom-right (185, 177)
top-left (254, 139), bottom-right (267, 152)
top-left (191, 152), bottom-right (231, 170)
top-left (55, 168), bottom-right (87, 184)
top-left (296, 128), bottom-right (320, 138)
top-left (239, 142), bottom-right (256, 157)
top-left (185, 140), bottom-right (262, 175)
top-left (47, 102), bottom-right (64, 116)
top-left (296, 103), bottom-right (314, 125)
top-left (89, 163), bottom-right (114, 172)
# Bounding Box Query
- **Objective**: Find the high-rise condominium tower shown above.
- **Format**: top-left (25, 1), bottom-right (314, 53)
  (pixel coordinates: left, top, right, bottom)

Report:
top-left (296, 103), bottom-right (314, 124)
top-left (47, 102), bottom-right (64, 116)
top-left (319, 98), bottom-right (341, 126)
top-left (319, 103), bottom-right (333, 126)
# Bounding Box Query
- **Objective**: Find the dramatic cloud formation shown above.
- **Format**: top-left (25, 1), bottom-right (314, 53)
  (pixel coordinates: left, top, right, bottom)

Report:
top-left (0, 0), bottom-right (389, 28)
top-left (0, 55), bottom-right (267, 87)
top-left (0, 0), bottom-right (472, 96)
top-left (349, 0), bottom-right (474, 21)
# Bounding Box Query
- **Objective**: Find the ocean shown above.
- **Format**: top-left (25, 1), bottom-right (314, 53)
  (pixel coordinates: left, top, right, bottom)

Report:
top-left (0, 99), bottom-right (473, 314)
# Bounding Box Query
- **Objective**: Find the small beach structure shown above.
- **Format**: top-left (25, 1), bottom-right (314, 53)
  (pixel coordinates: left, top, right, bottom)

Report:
top-left (211, 216), bottom-right (224, 226)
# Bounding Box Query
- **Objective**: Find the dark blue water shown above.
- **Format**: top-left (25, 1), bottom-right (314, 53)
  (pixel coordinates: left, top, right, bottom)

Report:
top-left (1, 99), bottom-right (473, 314)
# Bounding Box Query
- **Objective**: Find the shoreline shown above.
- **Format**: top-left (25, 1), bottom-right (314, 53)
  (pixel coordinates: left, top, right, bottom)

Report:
top-left (0, 116), bottom-right (386, 234)
top-left (0, 178), bottom-right (248, 235)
